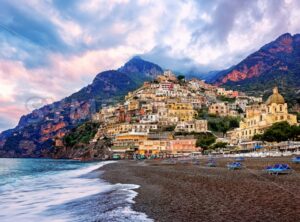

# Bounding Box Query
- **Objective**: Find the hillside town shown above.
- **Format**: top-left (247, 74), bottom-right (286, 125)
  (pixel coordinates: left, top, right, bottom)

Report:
top-left (89, 70), bottom-right (299, 159)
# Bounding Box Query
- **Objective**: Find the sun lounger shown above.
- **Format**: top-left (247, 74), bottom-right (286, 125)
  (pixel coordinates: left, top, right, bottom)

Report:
top-left (292, 156), bottom-right (300, 164)
top-left (207, 161), bottom-right (216, 167)
top-left (265, 164), bottom-right (292, 175)
top-left (227, 162), bottom-right (242, 170)
top-left (193, 160), bottom-right (200, 165)
top-left (235, 157), bottom-right (245, 162)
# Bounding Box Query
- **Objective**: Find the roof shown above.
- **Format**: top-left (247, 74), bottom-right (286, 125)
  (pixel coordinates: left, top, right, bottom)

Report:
top-left (266, 87), bottom-right (285, 105)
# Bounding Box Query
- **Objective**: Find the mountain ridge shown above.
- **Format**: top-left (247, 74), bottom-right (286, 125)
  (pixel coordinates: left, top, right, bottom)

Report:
top-left (0, 57), bottom-right (163, 157)
top-left (209, 33), bottom-right (300, 107)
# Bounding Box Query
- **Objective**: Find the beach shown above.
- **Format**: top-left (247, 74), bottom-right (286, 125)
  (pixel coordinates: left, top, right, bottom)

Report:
top-left (102, 157), bottom-right (300, 222)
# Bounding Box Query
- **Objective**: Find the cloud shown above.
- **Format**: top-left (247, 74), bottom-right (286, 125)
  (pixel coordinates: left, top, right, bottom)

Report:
top-left (0, 0), bottom-right (300, 131)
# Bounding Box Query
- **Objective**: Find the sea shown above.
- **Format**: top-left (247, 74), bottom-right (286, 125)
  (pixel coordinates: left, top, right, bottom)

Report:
top-left (0, 158), bottom-right (152, 222)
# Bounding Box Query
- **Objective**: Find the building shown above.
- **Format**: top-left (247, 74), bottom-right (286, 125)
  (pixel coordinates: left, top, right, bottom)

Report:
top-left (163, 70), bottom-right (177, 81)
top-left (105, 123), bottom-right (133, 137)
top-left (138, 140), bottom-right (168, 155)
top-left (131, 124), bottom-right (158, 133)
top-left (167, 139), bottom-right (198, 154)
top-left (140, 114), bottom-right (159, 123)
top-left (127, 99), bottom-right (140, 111)
top-left (112, 132), bottom-right (148, 157)
top-left (208, 102), bottom-right (229, 116)
top-left (167, 102), bottom-right (196, 121)
top-left (175, 120), bottom-right (208, 133)
top-left (228, 87), bottom-right (297, 144)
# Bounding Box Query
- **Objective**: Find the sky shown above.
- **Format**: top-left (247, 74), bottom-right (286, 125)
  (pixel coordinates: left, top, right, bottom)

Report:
top-left (1, 0), bottom-right (300, 132)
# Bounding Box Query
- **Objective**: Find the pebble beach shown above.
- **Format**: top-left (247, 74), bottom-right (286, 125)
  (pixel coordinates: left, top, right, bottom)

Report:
top-left (102, 157), bottom-right (300, 222)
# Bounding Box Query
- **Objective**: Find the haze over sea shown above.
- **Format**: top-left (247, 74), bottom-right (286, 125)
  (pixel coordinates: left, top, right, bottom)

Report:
top-left (0, 158), bottom-right (151, 222)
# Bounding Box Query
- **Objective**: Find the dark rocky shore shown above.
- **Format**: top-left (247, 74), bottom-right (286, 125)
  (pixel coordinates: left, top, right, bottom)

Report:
top-left (102, 157), bottom-right (300, 222)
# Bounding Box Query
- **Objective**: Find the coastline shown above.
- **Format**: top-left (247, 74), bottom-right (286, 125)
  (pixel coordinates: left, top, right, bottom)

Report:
top-left (101, 157), bottom-right (300, 222)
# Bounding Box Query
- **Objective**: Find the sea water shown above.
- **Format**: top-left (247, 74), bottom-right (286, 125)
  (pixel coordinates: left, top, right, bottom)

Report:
top-left (0, 158), bottom-right (152, 222)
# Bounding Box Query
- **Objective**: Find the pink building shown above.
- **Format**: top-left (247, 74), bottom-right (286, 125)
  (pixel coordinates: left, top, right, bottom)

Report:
top-left (231, 91), bottom-right (239, 98)
top-left (167, 139), bottom-right (198, 154)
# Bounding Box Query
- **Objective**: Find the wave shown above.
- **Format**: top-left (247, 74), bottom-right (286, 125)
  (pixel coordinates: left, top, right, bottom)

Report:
top-left (0, 159), bottom-right (152, 222)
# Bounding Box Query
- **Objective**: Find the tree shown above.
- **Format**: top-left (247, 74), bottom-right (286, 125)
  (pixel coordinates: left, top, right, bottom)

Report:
top-left (217, 95), bottom-right (236, 103)
top-left (196, 133), bottom-right (216, 150)
top-left (258, 121), bottom-right (300, 142)
top-left (63, 121), bottom-right (100, 148)
top-left (252, 134), bottom-right (263, 141)
top-left (211, 142), bottom-right (228, 149)
top-left (163, 125), bottom-right (176, 132)
top-left (177, 75), bottom-right (185, 81)
top-left (290, 125), bottom-right (300, 140)
top-left (207, 116), bottom-right (240, 136)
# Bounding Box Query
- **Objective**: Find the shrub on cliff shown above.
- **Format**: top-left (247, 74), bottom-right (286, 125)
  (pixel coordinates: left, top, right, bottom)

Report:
top-left (63, 121), bottom-right (100, 148)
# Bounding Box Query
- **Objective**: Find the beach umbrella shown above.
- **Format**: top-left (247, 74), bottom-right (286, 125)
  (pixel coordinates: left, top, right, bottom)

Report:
top-left (254, 144), bottom-right (262, 150)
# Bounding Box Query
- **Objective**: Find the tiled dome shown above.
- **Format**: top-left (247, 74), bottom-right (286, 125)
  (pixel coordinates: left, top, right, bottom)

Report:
top-left (266, 87), bottom-right (285, 105)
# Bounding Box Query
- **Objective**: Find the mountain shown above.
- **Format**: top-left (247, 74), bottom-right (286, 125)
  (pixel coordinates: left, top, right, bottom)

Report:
top-left (0, 57), bottom-right (163, 158)
top-left (210, 33), bottom-right (300, 106)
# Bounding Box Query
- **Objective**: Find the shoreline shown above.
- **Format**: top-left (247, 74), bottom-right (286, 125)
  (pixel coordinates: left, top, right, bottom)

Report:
top-left (101, 156), bottom-right (300, 222)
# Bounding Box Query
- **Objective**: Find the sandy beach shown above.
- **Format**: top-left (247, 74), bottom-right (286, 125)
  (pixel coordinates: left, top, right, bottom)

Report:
top-left (102, 157), bottom-right (300, 222)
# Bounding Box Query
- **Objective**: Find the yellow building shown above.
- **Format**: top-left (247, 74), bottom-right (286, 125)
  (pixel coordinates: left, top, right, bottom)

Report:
top-left (128, 99), bottom-right (140, 111)
top-left (105, 123), bottom-right (133, 137)
top-left (138, 140), bottom-right (168, 155)
top-left (112, 132), bottom-right (148, 156)
top-left (167, 102), bottom-right (196, 121)
top-left (228, 87), bottom-right (297, 144)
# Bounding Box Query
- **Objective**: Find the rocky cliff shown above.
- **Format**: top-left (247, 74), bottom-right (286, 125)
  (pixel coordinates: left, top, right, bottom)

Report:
top-left (210, 33), bottom-right (300, 106)
top-left (0, 57), bottom-right (163, 158)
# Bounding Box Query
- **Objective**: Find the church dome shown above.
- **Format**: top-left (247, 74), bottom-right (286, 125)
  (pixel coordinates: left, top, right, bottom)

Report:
top-left (266, 87), bottom-right (285, 105)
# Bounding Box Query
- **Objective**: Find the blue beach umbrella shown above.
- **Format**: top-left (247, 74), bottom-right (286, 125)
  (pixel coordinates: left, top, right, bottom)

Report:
top-left (254, 144), bottom-right (262, 150)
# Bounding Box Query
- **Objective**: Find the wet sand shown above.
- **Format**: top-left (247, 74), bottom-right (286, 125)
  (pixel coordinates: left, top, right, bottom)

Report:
top-left (101, 157), bottom-right (300, 222)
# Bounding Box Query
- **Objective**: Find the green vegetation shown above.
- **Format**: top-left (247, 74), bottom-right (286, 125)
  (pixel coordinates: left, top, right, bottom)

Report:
top-left (217, 95), bottom-right (236, 103)
top-left (195, 133), bottom-right (216, 150)
top-left (196, 107), bottom-right (209, 119)
top-left (210, 142), bottom-right (228, 149)
top-left (196, 107), bottom-right (241, 135)
top-left (224, 69), bottom-right (300, 109)
top-left (63, 121), bottom-right (100, 147)
top-left (177, 75), bottom-right (185, 81)
top-left (252, 121), bottom-right (300, 142)
top-left (208, 116), bottom-right (240, 136)
top-left (163, 125), bottom-right (176, 132)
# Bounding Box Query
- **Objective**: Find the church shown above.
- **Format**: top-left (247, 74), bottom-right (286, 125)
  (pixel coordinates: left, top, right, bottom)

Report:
top-left (228, 87), bottom-right (298, 144)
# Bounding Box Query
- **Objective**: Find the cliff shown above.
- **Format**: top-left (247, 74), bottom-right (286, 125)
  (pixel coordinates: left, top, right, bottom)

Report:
top-left (0, 57), bottom-right (163, 158)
